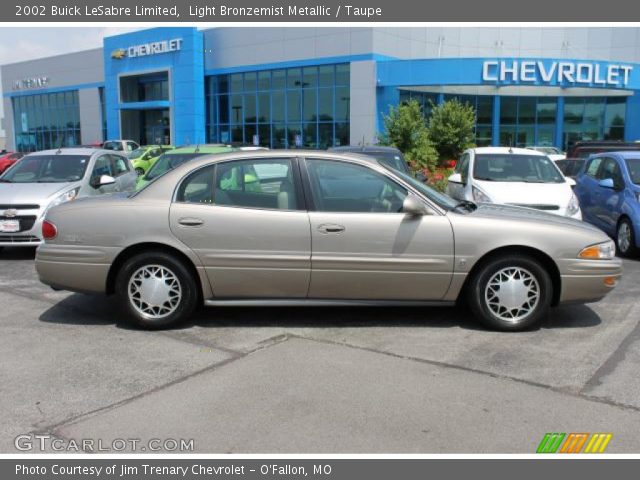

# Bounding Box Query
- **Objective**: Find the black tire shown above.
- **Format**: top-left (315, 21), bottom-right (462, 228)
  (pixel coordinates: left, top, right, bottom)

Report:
top-left (0, 247), bottom-right (4, 254)
top-left (115, 251), bottom-right (199, 329)
top-left (135, 167), bottom-right (145, 176)
top-left (467, 255), bottom-right (553, 332)
top-left (616, 218), bottom-right (637, 257)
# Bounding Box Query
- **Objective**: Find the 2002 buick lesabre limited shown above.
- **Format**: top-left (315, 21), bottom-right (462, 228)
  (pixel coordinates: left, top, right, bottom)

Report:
top-left (35, 151), bottom-right (622, 331)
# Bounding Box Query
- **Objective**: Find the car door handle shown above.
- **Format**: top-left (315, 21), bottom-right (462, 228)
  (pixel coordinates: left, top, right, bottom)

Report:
top-left (178, 217), bottom-right (204, 227)
top-left (317, 224), bottom-right (345, 234)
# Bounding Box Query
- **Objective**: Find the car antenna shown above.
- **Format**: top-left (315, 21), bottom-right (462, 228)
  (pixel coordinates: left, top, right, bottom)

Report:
top-left (194, 144), bottom-right (200, 153)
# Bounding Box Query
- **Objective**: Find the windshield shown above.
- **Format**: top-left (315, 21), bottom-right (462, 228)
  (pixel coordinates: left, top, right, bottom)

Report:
top-left (533, 147), bottom-right (560, 155)
top-left (625, 158), bottom-right (640, 185)
top-left (381, 164), bottom-right (459, 211)
top-left (144, 152), bottom-right (209, 181)
top-left (473, 154), bottom-right (564, 183)
top-left (128, 148), bottom-right (147, 160)
top-left (1, 155), bottom-right (89, 183)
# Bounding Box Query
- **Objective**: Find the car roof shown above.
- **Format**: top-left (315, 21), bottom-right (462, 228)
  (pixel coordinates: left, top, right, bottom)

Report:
top-left (599, 151), bottom-right (640, 159)
top-left (330, 145), bottom-right (401, 153)
top-left (472, 146), bottom-right (546, 156)
top-left (168, 145), bottom-right (233, 154)
top-left (25, 148), bottom-right (105, 156)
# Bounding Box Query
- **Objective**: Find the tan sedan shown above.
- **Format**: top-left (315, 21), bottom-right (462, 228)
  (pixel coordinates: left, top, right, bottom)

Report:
top-left (35, 151), bottom-right (622, 331)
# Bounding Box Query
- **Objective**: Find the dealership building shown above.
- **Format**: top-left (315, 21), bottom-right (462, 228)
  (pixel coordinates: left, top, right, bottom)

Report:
top-left (3, 26), bottom-right (640, 152)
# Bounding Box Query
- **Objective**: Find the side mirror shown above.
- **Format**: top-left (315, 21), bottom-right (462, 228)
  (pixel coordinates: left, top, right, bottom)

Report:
top-left (91, 174), bottom-right (115, 189)
top-left (415, 172), bottom-right (428, 183)
top-left (565, 177), bottom-right (576, 187)
top-left (598, 178), bottom-right (615, 189)
top-left (402, 194), bottom-right (431, 216)
top-left (448, 173), bottom-right (463, 184)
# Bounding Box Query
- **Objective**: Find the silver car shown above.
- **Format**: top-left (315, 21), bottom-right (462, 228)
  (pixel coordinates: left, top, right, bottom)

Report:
top-left (35, 151), bottom-right (622, 331)
top-left (0, 148), bottom-right (137, 249)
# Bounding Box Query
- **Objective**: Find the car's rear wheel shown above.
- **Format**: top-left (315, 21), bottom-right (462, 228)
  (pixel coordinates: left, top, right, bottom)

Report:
top-left (467, 255), bottom-right (552, 331)
top-left (115, 251), bottom-right (199, 329)
top-left (135, 167), bottom-right (145, 176)
top-left (616, 218), bottom-right (637, 257)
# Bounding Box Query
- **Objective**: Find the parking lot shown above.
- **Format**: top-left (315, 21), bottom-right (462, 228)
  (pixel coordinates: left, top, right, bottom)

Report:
top-left (1, 246), bottom-right (640, 453)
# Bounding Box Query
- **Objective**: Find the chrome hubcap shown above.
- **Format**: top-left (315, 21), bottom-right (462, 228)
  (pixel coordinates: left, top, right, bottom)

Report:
top-left (485, 267), bottom-right (540, 323)
top-left (128, 265), bottom-right (182, 320)
top-left (618, 223), bottom-right (631, 253)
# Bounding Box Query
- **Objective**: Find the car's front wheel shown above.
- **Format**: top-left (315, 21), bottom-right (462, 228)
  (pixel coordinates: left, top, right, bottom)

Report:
top-left (116, 251), bottom-right (199, 329)
top-left (467, 255), bottom-right (552, 331)
top-left (616, 218), bottom-right (637, 257)
top-left (135, 167), bottom-right (145, 176)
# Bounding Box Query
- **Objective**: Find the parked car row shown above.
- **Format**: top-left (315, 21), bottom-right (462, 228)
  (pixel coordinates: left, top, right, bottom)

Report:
top-left (0, 139), bottom-right (631, 332)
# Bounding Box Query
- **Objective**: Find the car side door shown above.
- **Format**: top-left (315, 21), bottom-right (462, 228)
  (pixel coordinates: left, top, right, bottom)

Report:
top-left (87, 154), bottom-right (118, 195)
top-left (169, 157), bottom-right (311, 298)
top-left (574, 156), bottom-right (603, 226)
top-left (302, 157), bottom-right (455, 300)
top-left (447, 152), bottom-right (470, 200)
top-left (109, 153), bottom-right (137, 192)
top-left (595, 157), bottom-right (625, 235)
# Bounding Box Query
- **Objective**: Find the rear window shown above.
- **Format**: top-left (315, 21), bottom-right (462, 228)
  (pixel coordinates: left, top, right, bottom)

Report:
top-left (144, 152), bottom-right (208, 180)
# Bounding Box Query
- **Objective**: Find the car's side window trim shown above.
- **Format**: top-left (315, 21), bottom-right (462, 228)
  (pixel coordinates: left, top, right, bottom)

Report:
top-left (173, 157), bottom-right (306, 212)
top-left (301, 157), bottom-right (418, 214)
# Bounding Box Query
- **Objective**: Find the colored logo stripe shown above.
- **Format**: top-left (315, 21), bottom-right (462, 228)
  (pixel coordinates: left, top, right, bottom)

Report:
top-left (584, 433), bottom-right (613, 453)
top-left (537, 433), bottom-right (612, 453)
top-left (537, 433), bottom-right (565, 453)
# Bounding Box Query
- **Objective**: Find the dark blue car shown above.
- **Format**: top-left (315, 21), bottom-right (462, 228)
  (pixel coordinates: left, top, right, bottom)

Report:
top-left (574, 151), bottom-right (640, 256)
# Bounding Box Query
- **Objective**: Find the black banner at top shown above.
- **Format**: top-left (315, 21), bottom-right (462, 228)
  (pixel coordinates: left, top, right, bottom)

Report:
top-left (5, 0), bottom-right (640, 22)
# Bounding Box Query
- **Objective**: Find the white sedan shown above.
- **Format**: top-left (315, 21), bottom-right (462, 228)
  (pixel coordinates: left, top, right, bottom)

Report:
top-left (447, 147), bottom-right (581, 219)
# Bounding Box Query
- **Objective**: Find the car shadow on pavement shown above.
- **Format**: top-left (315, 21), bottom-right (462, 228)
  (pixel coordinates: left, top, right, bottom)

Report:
top-left (38, 293), bottom-right (602, 331)
top-left (0, 247), bottom-right (37, 260)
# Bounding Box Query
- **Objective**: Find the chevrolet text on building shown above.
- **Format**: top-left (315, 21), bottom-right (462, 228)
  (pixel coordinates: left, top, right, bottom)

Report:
top-left (12, 76), bottom-right (49, 91)
top-left (112, 38), bottom-right (182, 59)
top-left (482, 60), bottom-right (633, 87)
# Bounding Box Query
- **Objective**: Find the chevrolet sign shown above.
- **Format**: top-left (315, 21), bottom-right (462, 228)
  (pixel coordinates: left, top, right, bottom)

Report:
top-left (111, 38), bottom-right (183, 60)
top-left (482, 60), bottom-right (633, 87)
top-left (12, 76), bottom-right (50, 91)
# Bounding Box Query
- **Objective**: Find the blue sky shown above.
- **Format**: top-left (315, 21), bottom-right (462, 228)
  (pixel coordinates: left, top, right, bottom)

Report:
top-left (0, 27), bottom-right (140, 139)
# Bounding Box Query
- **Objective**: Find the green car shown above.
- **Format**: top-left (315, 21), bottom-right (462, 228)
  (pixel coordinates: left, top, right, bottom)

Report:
top-left (136, 145), bottom-right (236, 190)
top-left (128, 145), bottom-right (174, 176)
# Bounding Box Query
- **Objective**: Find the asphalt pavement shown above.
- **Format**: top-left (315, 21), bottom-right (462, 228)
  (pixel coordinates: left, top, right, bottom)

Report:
top-left (1, 247), bottom-right (640, 453)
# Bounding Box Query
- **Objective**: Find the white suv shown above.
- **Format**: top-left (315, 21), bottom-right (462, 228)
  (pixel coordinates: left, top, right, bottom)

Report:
top-left (447, 147), bottom-right (581, 219)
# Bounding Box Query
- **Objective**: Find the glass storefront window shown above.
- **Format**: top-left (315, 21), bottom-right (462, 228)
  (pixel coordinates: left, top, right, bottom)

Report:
top-left (563, 97), bottom-right (626, 148)
top-left (12, 90), bottom-right (80, 152)
top-left (207, 64), bottom-right (350, 148)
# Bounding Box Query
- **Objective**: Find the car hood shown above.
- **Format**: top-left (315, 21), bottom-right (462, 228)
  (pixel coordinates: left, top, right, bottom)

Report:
top-left (464, 202), bottom-right (599, 232)
top-left (474, 180), bottom-right (573, 206)
top-left (0, 182), bottom-right (79, 206)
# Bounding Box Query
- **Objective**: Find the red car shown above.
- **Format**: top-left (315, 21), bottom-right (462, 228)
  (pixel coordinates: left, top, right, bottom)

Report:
top-left (0, 152), bottom-right (24, 174)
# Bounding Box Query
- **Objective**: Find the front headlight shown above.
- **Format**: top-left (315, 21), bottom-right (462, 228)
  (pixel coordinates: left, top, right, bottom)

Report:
top-left (579, 240), bottom-right (616, 260)
top-left (42, 187), bottom-right (80, 217)
top-left (567, 192), bottom-right (580, 216)
top-left (472, 186), bottom-right (492, 203)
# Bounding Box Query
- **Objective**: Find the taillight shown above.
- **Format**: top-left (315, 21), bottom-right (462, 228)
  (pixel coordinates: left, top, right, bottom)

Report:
top-left (42, 220), bottom-right (57, 240)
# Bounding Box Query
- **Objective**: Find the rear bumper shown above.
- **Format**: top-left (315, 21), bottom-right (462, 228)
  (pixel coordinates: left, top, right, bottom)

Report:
top-left (558, 258), bottom-right (623, 303)
top-left (35, 244), bottom-right (114, 293)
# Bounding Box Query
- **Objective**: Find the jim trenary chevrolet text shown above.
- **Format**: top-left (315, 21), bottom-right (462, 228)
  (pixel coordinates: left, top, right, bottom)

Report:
top-left (5, 147), bottom-right (617, 333)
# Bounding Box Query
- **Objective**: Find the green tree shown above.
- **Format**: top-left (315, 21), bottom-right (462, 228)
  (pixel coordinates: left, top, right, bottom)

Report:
top-left (379, 100), bottom-right (438, 172)
top-left (427, 99), bottom-right (476, 161)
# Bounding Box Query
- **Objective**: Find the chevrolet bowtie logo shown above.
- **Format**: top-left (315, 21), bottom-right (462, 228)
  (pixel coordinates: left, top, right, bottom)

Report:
top-left (111, 49), bottom-right (126, 60)
top-left (3, 209), bottom-right (18, 218)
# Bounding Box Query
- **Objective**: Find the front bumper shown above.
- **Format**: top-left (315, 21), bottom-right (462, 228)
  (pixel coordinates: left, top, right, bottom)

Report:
top-left (0, 214), bottom-right (43, 247)
top-left (558, 258), bottom-right (623, 303)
